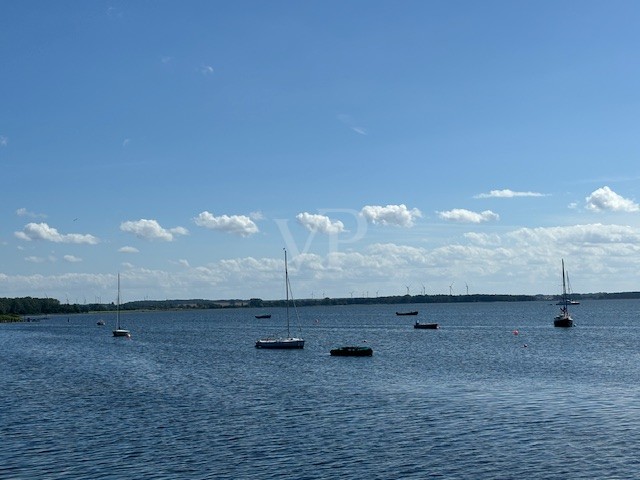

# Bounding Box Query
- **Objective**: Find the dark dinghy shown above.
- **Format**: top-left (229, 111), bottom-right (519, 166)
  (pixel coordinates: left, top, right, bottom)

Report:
top-left (414, 321), bottom-right (439, 329)
top-left (330, 346), bottom-right (373, 357)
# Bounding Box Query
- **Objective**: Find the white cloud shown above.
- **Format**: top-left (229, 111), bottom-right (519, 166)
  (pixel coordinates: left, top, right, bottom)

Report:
top-left (25, 256), bottom-right (46, 263)
top-left (120, 219), bottom-right (188, 241)
top-left (360, 204), bottom-right (422, 227)
top-left (508, 223), bottom-right (640, 245)
top-left (463, 232), bottom-right (502, 246)
top-left (15, 223), bottom-right (99, 244)
top-left (63, 255), bottom-right (82, 263)
top-left (585, 186), bottom-right (639, 212)
top-left (194, 211), bottom-right (259, 237)
top-left (296, 212), bottom-right (345, 235)
top-left (0, 135), bottom-right (7, 146)
top-left (16, 208), bottom-right (46, 218)
top-left (118, 246), bottom-right (139, 253)
top-left (201, 65), bottom-right (214, 75)
top-left (437, 209), bottom-right (499, 223)
top-left (474, 189), bottom-right (547, 199)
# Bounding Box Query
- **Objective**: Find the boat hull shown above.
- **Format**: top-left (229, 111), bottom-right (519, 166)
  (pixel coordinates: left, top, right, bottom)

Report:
top-left (330, 346), bottom-right (373, 357)
top-left (113, 329), bottom-right (131, 337)
top-left (414, 322), bottom-right (439, 329)
top-left (255, 314), bottom-right (271, 319)
top-left (554, 316), bottom-right (573, 328)
top-left (396, 311), bottom-right (418, 316)
top-left (255, 338), bottom-right (304, 349)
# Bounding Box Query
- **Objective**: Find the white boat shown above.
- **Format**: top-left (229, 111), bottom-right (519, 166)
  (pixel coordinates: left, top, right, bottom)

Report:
top-left (255, 249), bottom-right (304, 349)
top-left (113, 273), bottom-right (131, 338)
top-left (554, 259), bottom-right (574, 328)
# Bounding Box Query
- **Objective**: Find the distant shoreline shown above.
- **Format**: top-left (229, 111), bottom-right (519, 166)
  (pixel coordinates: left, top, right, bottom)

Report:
top-left (3, 291), bottom-right (640, 317)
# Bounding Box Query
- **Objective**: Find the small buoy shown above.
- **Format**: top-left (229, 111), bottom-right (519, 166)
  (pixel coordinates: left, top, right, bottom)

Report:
top-left (523, 344), bottom-right (528, 348)
top-left (512, 329), bottom-right (519, 335)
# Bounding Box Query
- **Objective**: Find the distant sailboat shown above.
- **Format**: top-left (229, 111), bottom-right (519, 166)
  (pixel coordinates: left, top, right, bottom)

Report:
top-left (113, 273), bottom-right (131, 338)
top-left (255, 249), bottom-right (304, 349)
top-left (556, 271), bottom-right (580, 305)
top-left (554, 259), bottom-right (574, 328)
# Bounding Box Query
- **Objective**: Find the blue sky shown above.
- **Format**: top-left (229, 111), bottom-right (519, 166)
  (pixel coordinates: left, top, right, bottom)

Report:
top-left (2, 1), bottom-right (640, 303)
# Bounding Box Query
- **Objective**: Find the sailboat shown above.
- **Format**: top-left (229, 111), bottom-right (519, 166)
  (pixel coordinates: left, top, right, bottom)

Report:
top-left (556, 271), bottom-right (580, 305)
top-left (113, 273), bottom-right (131, 337)
top-left (255, 249), bottom-right (304, 349)
top-left (554, 259), bottom-right (574, 328)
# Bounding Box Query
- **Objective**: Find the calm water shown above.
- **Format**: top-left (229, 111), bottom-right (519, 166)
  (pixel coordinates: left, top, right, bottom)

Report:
top-left (2, 300), bottom-right (640, 479)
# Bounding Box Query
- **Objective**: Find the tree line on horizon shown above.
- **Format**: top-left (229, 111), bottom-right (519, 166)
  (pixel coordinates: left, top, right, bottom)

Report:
top-left (2, 291), bottom-right (640, 317)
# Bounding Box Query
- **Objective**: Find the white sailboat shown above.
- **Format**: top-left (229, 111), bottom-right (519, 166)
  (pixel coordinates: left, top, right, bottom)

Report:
top-left (113, 273), bottom-right (131, 338)
top-left (554, 259), bottom-right (574, 328)
top-left (255, 249), bottom-right (304, 349)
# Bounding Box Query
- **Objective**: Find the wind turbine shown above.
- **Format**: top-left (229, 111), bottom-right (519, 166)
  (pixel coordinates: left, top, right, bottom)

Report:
top-left (449, 282), bottom-right (454, 296)
top-left (421, 283), bottom-right (426, 295)
top-left (405, 285), bottom-right (411, 295)
top-left (465, 283), bottom-right (469, 295)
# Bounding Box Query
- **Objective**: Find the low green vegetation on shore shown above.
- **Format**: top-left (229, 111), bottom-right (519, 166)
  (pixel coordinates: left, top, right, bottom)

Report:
top-left (0, 314), bottom-right (22, 323)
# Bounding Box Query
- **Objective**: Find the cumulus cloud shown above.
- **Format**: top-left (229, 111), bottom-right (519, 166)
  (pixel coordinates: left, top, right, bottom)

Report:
top-left (360, 204), bottom-right (422, 227)
top-left (194, 211), bottom-right (259, 237)
top-left (474, 189), bottom-right (546, 199)
top-left (118, 246), bottom-right (139, 253)
top-left (437, 209), bottom-right (499, 223)
top-left (120, 219), bottom-right (189, 241)
top-left (63, 255), bottom-right (82, 263)
top-left (585, 186), bottom-right (639, 212)
top-left (296, 212), bottom-right (345, 235)
top-left (15, 223), bottom-right (99, 244)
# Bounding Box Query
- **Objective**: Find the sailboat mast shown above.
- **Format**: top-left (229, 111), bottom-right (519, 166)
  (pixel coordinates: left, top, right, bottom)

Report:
top-left (284, 249), bottom-right (290, 337)
top-left (560, 259), bottom-right (570, 314)
top-left (117, 273), bottom-right (121, 329)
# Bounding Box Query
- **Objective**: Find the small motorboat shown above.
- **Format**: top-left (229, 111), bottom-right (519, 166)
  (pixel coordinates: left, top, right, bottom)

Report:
top-left (97, 320), bottom-right (105, 326)
top-left (414, 321), bottom-right (439, 329)
top-left (330, 346), bottom-right (373, 357)
top-left (254, 314), bottom-right (271, 319)
top-left (396, 311), bottom-right (418, 316)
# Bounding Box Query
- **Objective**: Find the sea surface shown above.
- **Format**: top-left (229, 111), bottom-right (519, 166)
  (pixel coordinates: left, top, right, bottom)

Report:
top-left (2, 300), bottom-right (640, 479)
